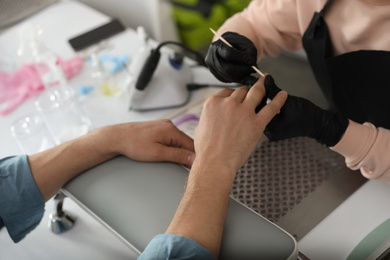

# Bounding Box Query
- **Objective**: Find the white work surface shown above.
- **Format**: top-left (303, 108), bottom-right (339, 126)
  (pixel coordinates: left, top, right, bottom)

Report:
top-left (0, 2), bottom-right (139, 259)
top-left (0, 0), bottom-right (218, 158)
top-left (1, 1), bottom-right (389, 260)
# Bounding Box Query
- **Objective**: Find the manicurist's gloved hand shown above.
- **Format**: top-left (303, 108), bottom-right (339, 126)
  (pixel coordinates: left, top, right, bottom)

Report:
top-left (264, 75), bottom-right (349, 147)
top-left (205, 32), bottom-right (258, 86)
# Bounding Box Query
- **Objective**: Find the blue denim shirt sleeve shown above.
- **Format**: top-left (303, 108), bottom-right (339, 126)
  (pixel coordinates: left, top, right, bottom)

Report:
top-left (0, 155), bottom-right (45, 243)
top-left (138, 233), bottom-right (214, 260)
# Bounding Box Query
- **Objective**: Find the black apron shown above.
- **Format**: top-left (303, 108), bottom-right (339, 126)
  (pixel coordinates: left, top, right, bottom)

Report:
top-left (302, 0), bottom-right (390, 128)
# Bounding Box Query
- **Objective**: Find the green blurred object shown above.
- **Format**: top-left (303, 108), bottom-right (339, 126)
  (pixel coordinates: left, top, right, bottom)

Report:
top-left (171, 0), bottom-right (251, 50)
top-left (346, 218), bottom-right (390, 260)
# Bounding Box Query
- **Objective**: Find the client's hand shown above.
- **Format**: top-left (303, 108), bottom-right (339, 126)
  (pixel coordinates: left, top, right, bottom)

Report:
top-left (194, 76), bottom-right (287, 174)
top-left (104, 120), bottom-right (195, 166)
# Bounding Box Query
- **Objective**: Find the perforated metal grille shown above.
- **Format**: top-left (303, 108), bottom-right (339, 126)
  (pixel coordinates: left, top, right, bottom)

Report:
top-left (231, 136), bottom-right (346, 224)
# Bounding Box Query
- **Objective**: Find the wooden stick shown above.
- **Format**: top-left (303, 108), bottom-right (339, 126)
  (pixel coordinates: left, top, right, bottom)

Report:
top-left (209, 28), bottom-right (265, 77)
top-left (210, 28), bottom-right (233, 47)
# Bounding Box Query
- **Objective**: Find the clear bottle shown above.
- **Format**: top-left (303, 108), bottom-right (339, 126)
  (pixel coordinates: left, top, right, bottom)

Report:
top-left (29, 29), bottom-right (67, 89)
top-left (90, 53), bottom-right (119, 96)
top-left (17, 24), bottom-right (68, 89)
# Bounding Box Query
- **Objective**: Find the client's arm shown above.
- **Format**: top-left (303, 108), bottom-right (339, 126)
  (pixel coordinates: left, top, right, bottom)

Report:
top-left (140, 77), bottom-right (287, 259)
top-left (29, 120), bottom-right (195, 202)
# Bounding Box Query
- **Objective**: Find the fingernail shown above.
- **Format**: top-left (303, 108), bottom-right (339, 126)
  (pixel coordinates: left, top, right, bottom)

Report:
top-left (279, 91), bottom-right (288, 98)
top-left (187, 153), bottom-right (195, 164)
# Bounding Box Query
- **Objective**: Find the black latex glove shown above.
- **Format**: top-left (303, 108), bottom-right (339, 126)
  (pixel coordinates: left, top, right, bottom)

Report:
top-left (264, 75), bottom-right (349, 147)
top-left (205, 32), bottom-right (259, 86)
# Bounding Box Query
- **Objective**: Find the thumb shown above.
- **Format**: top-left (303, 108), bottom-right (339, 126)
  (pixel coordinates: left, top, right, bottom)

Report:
top-left (264, 75), bottom-right (282, 99)
top-left (161, 146), bottom-right (195, 166)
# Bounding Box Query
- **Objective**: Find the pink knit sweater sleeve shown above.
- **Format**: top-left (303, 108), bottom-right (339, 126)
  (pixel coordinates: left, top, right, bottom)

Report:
top-left (216, 0), bottom-right (305, 59)
top-left (331, 121), bottom-right (390, 183)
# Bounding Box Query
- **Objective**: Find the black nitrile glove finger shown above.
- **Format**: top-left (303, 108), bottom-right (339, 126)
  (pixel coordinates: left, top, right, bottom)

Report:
top-left (219, 32), bottom-right (257, 64)
top-left (264, 75), bottom-right (349, 147)
top-left (264, 75), bottom-right (281, 99)
top-left (242, 75), bottom-right (259, 87)
top-left (205, 32), bottom-right (258, 85)
top-left (255, 96), bottom-right (268, 114)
